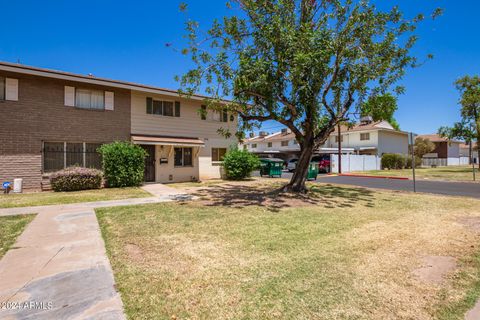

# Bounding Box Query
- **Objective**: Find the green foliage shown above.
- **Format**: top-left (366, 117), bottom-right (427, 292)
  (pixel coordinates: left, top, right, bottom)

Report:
top-left (439, 76), bottom-right (480, 160)
top-left (50, 167), bottom-right (103, 192)
top-left (360, 93), bottom-right (400, 130)
top-left (222, 148), bottom-right (260, 180)
top-left (179, 0), bottom-right (440, 191)
top-left (98, 142), bottom-right (147, 188)
top-left (405, 156), bottom-right (422, 169)
top-left (381, 154), bottom-right (406, 170)
top-left (414, 137), bottom-right (435, 158)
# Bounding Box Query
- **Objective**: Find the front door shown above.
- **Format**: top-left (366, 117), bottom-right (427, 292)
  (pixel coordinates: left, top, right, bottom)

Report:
top-left (141, 145), bottom-right (156, 182)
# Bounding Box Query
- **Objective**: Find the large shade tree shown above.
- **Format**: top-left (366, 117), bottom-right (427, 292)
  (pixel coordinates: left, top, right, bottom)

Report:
top-left (439, 76), bottom-right (480, 168)
top-left (178, 0), bottom-right (441, 192)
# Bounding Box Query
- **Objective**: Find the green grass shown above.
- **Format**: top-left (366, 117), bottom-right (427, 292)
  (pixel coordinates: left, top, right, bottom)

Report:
top-left (97, 183), bottom-right (480, 319)
top-left (0, 214), bottom-right (35, 258)
top-left (0, 187), bottom-right (151, 209)
top-left (355, 165), bottom-right (479, 182)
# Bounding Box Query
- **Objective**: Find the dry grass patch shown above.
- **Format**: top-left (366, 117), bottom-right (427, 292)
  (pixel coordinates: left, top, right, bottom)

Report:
top-left (0, 187), bottom-right (150, 208)
top-left (0, 214), bottom-right (35, 258)
top-left (97, 183), bottom-right (480, 319)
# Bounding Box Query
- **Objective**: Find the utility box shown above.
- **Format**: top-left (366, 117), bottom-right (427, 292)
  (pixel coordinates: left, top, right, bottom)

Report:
top-left (13, 178), bottom-right (23, 193)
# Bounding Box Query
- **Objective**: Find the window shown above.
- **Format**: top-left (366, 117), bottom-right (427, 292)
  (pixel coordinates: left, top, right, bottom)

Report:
top-left (43, 142), bottom-right (65, 172)
top-left (281, 141), bottom-right (289, 147)
top-left (0, 77), bottom-right (5, 100)
top-left (212, 148), bottom-right (227, 162)
top-left (267, 142), bottom-right (273, 148)
top-left (212, 110), bottom-right (228, 122)
top-left (335, 135), bottom-right (344, 143)
top-left (360, 133), bottom-right (370, 141)
top-left (174, 147), bottom-right (193, 167)
top-left (43, 142), bottom-right (103, 172)
top-left (201, 105), bottom-right (207, 120)
top-left (75, 89), bottom-right (104, 110)
top-left (252, 143), bottom-right (257, 148)
top-left (66, 143), bottom-right (84, 167)
top-left (146, 98), bottom-right (180, 117)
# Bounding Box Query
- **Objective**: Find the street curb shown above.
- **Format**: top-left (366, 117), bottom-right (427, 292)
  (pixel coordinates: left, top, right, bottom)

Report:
top-left (338, 174), bottom-right (410, 180)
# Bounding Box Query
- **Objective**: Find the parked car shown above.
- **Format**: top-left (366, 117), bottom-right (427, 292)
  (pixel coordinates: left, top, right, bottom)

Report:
top-left (287, 158), bottom-right (298, 172)
top-left (312, 155), bottom-right (331, 173)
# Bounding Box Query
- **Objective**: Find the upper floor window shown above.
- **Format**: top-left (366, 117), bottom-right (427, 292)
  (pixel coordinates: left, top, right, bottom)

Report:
top-left (267, 142), bottom-right (273, 148)
top-left (360, 133), bottom-right (370, 141)
top-left (146, 98), bottom-right (180, 117)
top-left (335, 135), bottom-right (344, 143)
top-left (252, 143), bottom-right (257, 148)
top-left (76, 89), bottom-right (105, 110)
top-left (200, 105), bottom-right (229, 122)
top-left (0, 77), bottom-right (5, 100)
top-left (281, 141), bottom-right (289, 147)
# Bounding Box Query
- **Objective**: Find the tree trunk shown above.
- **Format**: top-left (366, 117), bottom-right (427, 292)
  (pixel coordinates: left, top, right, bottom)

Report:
top-left (283, 141), bottom-right (315, 193)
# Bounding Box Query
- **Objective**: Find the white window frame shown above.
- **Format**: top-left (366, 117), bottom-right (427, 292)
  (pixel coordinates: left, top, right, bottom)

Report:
top-left (75, 89), bottom-right (105, 110)
top-left (211, 147), bottom-right (227, 164)
top-left (174, 147), bottom-right (193, 167)
top-left (360, 133), bottom-right (370, 141)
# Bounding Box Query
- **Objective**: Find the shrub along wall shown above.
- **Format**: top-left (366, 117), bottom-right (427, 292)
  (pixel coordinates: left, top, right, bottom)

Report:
top-left (98, 142), bottom-right (147, 187)
top-left (222, 148), bottom-right (261, 180)
top-left (50, 167), bottom-right (103, 192)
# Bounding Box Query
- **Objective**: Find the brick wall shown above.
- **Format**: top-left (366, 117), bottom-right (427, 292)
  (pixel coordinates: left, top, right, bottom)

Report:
top-left (0, 71), bottom-right (131, 190)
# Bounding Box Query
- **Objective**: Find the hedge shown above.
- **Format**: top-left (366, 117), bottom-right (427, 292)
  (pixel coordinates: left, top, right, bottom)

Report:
top-left (50, 167), bottom-right (103, 192)
top-left (98, 142), bottom-right (147, 187)
top-left (381, 154), bottom-right (406, 170)
top-left (222, 148), bottom-right (261, 180)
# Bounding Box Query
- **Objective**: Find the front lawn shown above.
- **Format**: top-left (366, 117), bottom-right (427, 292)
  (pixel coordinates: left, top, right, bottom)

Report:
top-left (0, 187), bottom-right (151, 209)
top-left (355, 165), bottom-right (479, 182)
top-left (97, 182), bottom-right (480, 319)
top-left (0, 214), bottom-right (35, 258)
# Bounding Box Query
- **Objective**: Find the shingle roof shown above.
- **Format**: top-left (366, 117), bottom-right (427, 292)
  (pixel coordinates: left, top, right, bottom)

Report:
top-left (417, 134), bottom-right (462, 143)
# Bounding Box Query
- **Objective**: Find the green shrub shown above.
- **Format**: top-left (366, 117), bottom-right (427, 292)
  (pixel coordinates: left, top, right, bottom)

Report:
top-left (223, 148), bottom-right (261, 180)
top-left (381, 153), bottom-right (406, 170)
top-left (98, 142), bottom-right (147, 187)
top-left (50, 167), bottom-right (103, 192)
top-left (405, 156), bottom-right (422, 169)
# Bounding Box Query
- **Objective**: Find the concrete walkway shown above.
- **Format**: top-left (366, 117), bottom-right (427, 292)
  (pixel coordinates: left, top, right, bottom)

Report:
top-left (0, 184), bottom-right (188, 319)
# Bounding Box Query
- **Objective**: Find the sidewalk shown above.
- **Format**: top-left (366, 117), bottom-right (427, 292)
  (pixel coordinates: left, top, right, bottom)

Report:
top-left (0, 183), bottom-right (189, 319)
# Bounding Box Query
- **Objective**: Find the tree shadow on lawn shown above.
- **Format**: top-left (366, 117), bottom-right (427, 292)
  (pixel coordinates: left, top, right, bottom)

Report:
top-left (187, 182), bottom-right (376, 212)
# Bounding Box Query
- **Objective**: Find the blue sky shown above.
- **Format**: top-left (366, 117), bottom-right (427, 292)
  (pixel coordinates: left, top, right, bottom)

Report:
top-left (1, 0), bottom-right (479, 135)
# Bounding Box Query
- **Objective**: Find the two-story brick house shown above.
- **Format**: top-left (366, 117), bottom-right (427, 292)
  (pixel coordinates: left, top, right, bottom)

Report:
top-left (0, 61), bottom-right (237, 191)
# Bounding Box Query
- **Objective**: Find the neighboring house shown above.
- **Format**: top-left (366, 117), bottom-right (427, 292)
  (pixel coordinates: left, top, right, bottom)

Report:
top-left (417, 134), bottom-right (461, 158)
top-left (0, 61), bottom-right (237, 190)
top-left (417, 134), bottom-right (467, 166)
top-left (327, 120), bottom-right (409, 156)
top-left (243, 119), bottom-right (408, 161)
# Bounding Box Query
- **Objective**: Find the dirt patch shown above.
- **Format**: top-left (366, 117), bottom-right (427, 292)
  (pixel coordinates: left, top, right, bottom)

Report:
top-left (457, 216), bottom-right (480, 233)
top-left (125, 243), bottom-right (143, 262)
top-left (180, 181), bottom-right (374, 211)
top-left (412, 256), bottom-right (456, 284)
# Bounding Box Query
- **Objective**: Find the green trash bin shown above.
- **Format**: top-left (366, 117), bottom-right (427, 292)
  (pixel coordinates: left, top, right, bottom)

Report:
top-left (307, 162), bottom-right (319, 180)
top-left (259, 158), bottom-right (284, 178)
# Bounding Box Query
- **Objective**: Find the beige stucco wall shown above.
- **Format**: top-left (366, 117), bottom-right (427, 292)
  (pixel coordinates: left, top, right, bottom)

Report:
top-left (377, 131), bottom-right (409, 155)
top-left (131, 91), bottom-right (238, 182)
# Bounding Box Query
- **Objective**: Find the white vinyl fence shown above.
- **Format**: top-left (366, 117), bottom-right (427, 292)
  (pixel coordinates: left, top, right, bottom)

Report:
top-left (330, 154), bottom-right (381, 173)
top-left (422, 157), bottom-right (470, 167)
